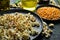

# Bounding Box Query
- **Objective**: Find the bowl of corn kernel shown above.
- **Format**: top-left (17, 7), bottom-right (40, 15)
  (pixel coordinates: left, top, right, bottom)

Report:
top-left (36, 4), bottom-right (60, 21)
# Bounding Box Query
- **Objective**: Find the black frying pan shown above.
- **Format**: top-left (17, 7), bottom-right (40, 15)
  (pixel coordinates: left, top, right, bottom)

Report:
top-left (0, 9), bottom-right (43, 40)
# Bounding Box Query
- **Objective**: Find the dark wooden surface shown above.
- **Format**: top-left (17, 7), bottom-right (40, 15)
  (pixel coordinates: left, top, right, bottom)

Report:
top-left (34, 20), bottom-right (60, 40)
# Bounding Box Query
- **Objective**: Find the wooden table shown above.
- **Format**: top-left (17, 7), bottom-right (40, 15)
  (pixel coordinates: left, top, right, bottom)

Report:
top-left (34, 20), bottom-right (60, 40)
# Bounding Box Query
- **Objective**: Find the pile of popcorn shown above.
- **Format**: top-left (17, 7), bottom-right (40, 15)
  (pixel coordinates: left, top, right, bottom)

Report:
top-left (42, 22), bottom-right (54, 38)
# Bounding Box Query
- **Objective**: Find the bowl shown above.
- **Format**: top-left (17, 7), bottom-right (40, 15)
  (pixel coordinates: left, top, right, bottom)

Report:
top-left (36, 4), bottom-right (60, 22)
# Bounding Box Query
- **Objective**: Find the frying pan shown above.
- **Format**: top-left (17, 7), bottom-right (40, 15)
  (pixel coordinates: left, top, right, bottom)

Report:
top-left (0, 9), bottom-right (43, 40)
